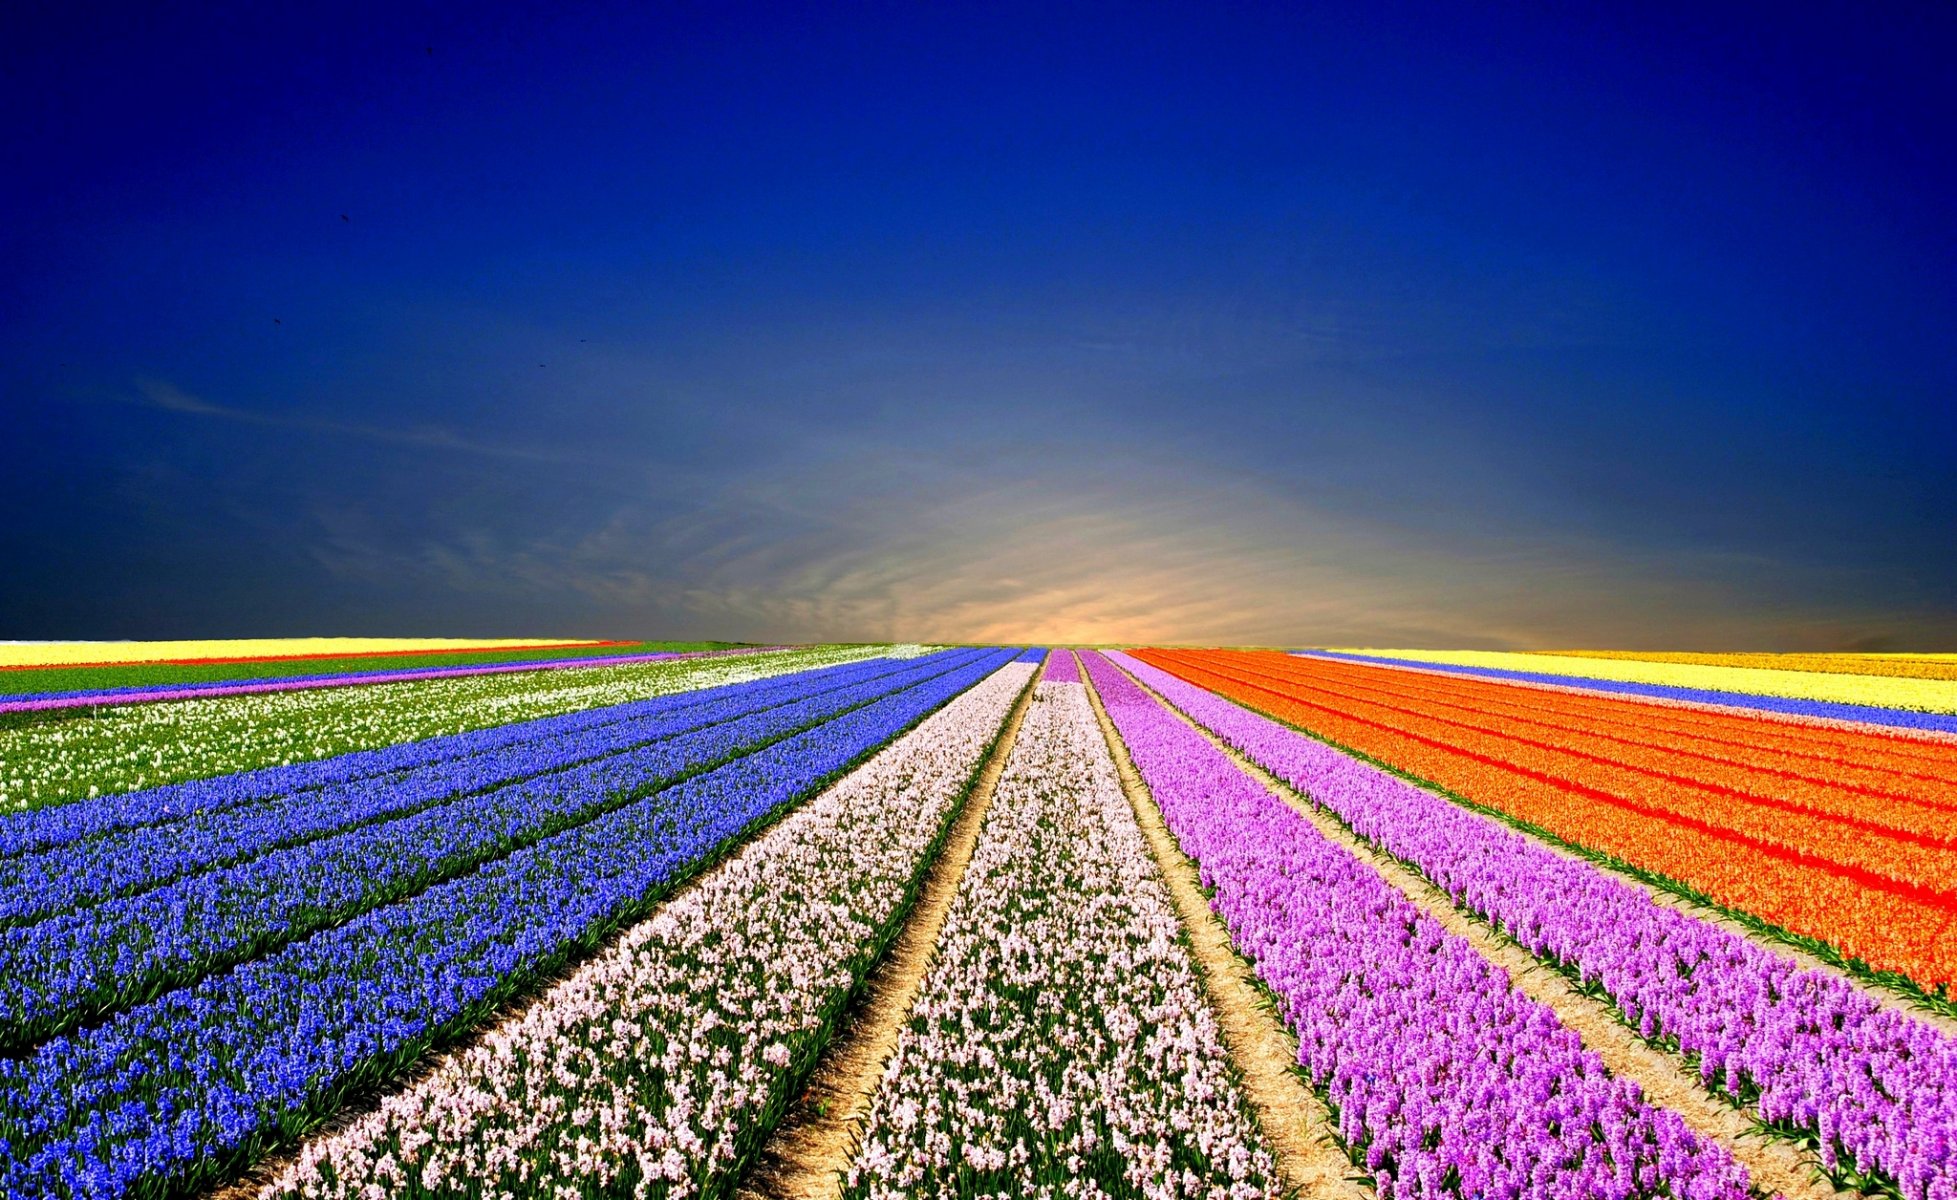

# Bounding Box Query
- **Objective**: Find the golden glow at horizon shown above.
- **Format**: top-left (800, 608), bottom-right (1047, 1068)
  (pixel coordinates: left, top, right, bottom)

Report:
top-left (0, 638), bottom-right (604, 669)
top-left (1331, 648), bottom-right (1957, 714)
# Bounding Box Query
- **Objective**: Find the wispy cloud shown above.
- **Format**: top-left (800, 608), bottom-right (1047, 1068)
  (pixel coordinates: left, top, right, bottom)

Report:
top-left (131, 380), bottom-right (577, 464)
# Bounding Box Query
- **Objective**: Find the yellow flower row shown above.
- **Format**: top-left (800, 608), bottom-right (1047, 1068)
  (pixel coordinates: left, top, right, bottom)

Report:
top-left (1537, 649), bottom-right (1957, 681)
top-left (1327, 647), bottom-right (1957, 714)
top-left (0, 637), bottom-right (602, 669)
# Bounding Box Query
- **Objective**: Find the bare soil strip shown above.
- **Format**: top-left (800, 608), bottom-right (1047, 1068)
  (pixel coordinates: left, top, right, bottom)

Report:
top-left (1117, 662), bottom-right (1844, 1200)
top-left (1080, 670), bottom-right (1371, 1200)
top-left (734, 676), bottom-right (1037, 1200)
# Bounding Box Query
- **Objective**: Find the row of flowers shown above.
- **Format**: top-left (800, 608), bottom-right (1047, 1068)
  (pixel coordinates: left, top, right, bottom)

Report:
top-left (0, 646), bottom-right (795, 710)
top-left (1308, 650), bottom-right (1957, 734)
top-left (0, 637), bottom-right (599, 670)
top-left (1273, 652), bottom-right (1957, 835)
top-left (844, 675), bottom-right (1283, 1200)
top-left (0, 643), bottom-right (885, 859)
top-left (261, 660), bottom-right (1036, 1199)
top-left (1081, 651), bottom-right (1753, 1200)
top-left (1525, 649), bottom-right (1957, 683)
top-left (0, 649), bottom-right (1018, 1199)
top-left (1113, 650), bottom-right (1957, 1200)
top-left (0, 651), bottom-right (991, 1053)
top-left (0, 643), bottom-right (911, 813)
top-left (1305, 651), bottom-right (1957, 800)
top-left (1150, 648), bottom-right (1957, 990)
top-left (0, 653), bottom-right (935, 927)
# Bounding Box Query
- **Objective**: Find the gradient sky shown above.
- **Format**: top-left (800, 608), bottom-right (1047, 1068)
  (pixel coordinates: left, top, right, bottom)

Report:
top-left (6, 1), bottom-right (1954, 648)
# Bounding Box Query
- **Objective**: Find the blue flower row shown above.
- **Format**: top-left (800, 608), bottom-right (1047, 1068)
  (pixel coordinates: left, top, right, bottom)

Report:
top-left (0, 647), bottom-right (874, 859)
top-left (0, 651), bottom-right (989, 1053)
top-left (0, 654), bottom-right (928, 927)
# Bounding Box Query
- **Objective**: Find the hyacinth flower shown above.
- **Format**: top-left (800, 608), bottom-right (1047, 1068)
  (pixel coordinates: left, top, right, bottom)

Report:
top-left (262, 660), bottom-right (1036, 1199)
top-left (846, 677), bottom-right (1282, 1200)
top-left (0, 642), bottom-right (902, 813)
top-left (0, 652), bottom-right (936, 926)
top-left (0, 650), bottom-right (1016, 1199)
top-left (1139, 648), bottom-right (1957, 990)
top-left (0, 651), bottom-right (990, 1052)
top-left (1109, 649), bottom-right (1957, 1200)
top-left (0, 643), bottom-right (887, 856)
top-left (1081, 651), bottom-right (1751, 1200)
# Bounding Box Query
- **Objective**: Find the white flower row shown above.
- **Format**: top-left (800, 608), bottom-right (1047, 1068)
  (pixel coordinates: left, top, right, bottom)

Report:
top-left (845, 682), bottom-right (1281, 1200)
top-left (262, 660), bottom-right (1036, 1200)
top-left (0, 645), bottom-right (885, 812)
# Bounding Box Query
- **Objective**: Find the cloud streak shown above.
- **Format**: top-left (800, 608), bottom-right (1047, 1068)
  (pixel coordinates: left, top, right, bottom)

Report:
top-left (131, 380), bottom-right (577, 464)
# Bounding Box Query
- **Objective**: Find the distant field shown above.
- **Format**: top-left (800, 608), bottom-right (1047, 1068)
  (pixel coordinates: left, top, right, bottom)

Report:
top-left (3, 641), bottom-right (1952, 1200)
top-left (0, 635), bottom-right (607, 668)
top-left (0, 638), bottom-right (742, 696)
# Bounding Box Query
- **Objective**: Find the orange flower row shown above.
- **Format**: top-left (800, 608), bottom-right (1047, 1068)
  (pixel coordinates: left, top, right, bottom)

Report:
top-left (1232, 656), bottom-right (1957, 836)
top-left (1299, 652), bottom-right (1957, 793)
top-left (1137, 648), bottom-right (1957, 989)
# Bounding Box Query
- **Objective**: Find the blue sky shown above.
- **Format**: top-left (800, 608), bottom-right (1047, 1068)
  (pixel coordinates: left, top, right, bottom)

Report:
top-left (5, 1), bottom-right (1954, 646)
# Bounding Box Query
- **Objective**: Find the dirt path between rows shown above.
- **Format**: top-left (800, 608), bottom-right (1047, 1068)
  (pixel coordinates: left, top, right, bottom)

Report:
top-left (734, 674), bottom-right (1037, 1200)
top-left (1113, 660), bottom-right (1843, 1200)
top-left (1080, 670), bottom-right (1371, 1199)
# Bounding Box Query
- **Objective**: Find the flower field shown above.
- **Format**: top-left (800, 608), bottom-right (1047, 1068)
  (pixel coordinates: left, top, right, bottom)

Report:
top-left (2, 639), bottom-right (1953, 1198)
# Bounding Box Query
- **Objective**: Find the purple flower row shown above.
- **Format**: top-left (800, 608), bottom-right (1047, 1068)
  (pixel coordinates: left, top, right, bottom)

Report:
top-left (1112, 650), bottom-right (1957, 1200)
top-left (0, 649), bottom-right (1018, 1199)
top-left (1041, 648), bottom-right (1080, 682)
top-left (0, 646), bottom-right (875, 859)
top-left (0, 651), bottom-right (989, 1053)
top-left (0, 654), bottom-right (931, 927)
top-left (1081, 651), bottom-right (1751, 1200)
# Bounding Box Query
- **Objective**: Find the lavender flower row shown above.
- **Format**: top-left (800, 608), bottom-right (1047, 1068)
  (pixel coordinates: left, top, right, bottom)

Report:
top-left (0, 650), bottom-right (989, 1052)
top-left (1082, 652), bottom-right (1752, 1200)
top-left (0, 648), bottom-right (1017, 1200)
top-left (845, 680), bottom-right (1281, 1200)
top-left (263, 660), bottom-right (1036, 1200)
top-left (0, 643), bottom-right (881, 857)
top-left (1114, 650), bottom-right (1957, 1200)
top-left (1302, 651), bottom-right (1957, 736)
top-left (0, 652), bottom-right (934, 926)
